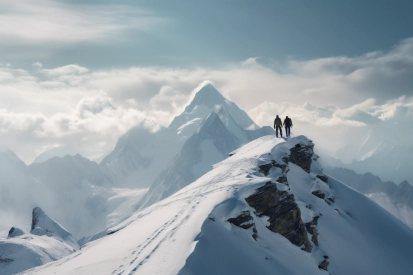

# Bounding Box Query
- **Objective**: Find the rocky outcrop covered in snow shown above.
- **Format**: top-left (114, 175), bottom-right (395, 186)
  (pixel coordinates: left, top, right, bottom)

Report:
top-left (246, 181), bottom-right (312, 252)
top-left (7, 227), bottom-right (25, 238)
top-left (31, 207), bottom-right (79, 250)
top-left (227, 136), bottom-right (332, 271)
top-left (0, 207), bottom-right (78, 275)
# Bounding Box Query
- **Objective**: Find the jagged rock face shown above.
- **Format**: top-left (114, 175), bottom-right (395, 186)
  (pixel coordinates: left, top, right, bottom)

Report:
top-left (289, 143), bottom-right (314, 173)
top-left (227, 210), bottom-right (254, 230)
top-left (7, 227), bottom-right (25, 238)
top-left (305, 216), bottom-right (320, 246)
top-left (227, 210), bottom-right (258, 240)
top-left (246, 182), bottom-right (312, 252)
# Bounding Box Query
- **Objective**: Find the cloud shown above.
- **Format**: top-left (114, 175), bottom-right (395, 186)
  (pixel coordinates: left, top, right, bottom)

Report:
top-left (1, 37), bottom-right (413, 162)
top-left (32, 62), bottom-right (43, 69)
top-left (0, 0), bottom-right (163, 57)
top-left (42, 64), bottom-right (89, 76)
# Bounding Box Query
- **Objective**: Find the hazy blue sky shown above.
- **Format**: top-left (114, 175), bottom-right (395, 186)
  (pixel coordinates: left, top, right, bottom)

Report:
top-left (3, 0), bottom-right (413, 69)
top-left (1, 0), bottom-right (413, 162)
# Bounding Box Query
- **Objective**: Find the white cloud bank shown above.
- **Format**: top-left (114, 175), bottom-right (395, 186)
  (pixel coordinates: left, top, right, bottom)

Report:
top-left (0, 38), bottom-right (413, 162)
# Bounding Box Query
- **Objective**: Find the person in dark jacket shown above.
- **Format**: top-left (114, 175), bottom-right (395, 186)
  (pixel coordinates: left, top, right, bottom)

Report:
top-left (283, 116), bottom-right (293, 137)
top-left (273, 115), bottom-right (282, 138)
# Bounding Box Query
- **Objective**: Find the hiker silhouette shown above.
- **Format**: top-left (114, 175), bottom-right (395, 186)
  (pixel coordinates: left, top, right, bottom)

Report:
top-left (283, 116), bottom-right (293, 137)
top-left (273, 115), bottom-right (282, 137)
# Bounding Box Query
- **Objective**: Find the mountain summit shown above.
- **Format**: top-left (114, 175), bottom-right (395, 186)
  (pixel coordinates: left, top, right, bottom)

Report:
top-left (170, 81), bottom-right (258, 130)
top-left (184, 81), bottom-right (227, 112)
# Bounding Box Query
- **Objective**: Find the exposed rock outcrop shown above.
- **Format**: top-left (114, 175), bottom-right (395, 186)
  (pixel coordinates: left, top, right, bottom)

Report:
top-left (246, 182), bottom-right (312, 252)
top-left (31, 207), bottom-right (79, 250)
top-left (7, 227), bottom-right (25, 238)
top-left (227, 210), bottom-right (258, 240)
top-left (318, 256), bottom-right (329, 271)
top-left (305, 216), bottom-right (320, 246)
top-left (312, 190), bottom-right (326, 200)
top-left (289, 143), bottom-right (314, 173)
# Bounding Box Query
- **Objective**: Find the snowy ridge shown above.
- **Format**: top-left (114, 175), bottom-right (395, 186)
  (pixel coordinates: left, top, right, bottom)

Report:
top-left (26, 136), bottom-right (413, 275)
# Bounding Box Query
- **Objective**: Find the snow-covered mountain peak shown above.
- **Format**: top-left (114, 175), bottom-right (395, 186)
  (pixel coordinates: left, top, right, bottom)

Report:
top-left (170, 81), bottom-right (258, 131)
top-left (184, 81), bottom-right (227, 112)
top-left (30, 207), bottom-right (79, 250)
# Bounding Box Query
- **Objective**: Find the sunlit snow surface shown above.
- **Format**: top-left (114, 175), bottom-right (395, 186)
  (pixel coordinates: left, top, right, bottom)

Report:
top-left (25, 136), bottom-right (413, 275)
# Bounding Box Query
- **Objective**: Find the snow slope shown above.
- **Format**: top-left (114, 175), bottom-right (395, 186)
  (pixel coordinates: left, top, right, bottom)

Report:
top-left (367, 193), bottom-right (413, 229)
top-left (25, 136), bottom-right (413, 275)
top-left (0, 208), bottom-right (77, 275)
top-left (325, 166), bottom-right (413, 229)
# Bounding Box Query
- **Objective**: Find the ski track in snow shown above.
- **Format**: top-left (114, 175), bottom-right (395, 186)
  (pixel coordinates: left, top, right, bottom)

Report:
top-left (114, 181), bottom-right (228, 275)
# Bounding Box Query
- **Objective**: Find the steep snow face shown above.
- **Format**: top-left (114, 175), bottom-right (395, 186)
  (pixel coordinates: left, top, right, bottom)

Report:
top-left (138, 112), bottom-right (241, 208)
top-left (100, 123), bottom-right (182, 188)
top-left (138, 110), bottom-right (274, 210)
top-left (367, 193), bottom-right (413, 229)
top-left (0, 208), bottom-right (77, 275)
top-left (325, 166), bottom-right (413, 229)
top-left (26, 136), bottom-right (413, 275)
top-left (30, 207), bottom-right (79, 250)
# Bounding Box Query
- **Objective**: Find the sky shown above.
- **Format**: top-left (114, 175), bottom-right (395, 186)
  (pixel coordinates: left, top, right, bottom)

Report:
top-left (1, 0), bottom-right (413, 163)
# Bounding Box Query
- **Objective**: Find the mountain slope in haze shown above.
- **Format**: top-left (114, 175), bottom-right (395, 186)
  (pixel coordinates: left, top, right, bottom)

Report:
top-left (26, 136), bottom-right (413, 275)
top-left (0, 208), bottom-right (78, 275)
top-left (325, 166), bottom-right (413, 229)
top-left (100, 81), bottom-right (262, 189)
top-left (138, 95), bottom-right (274, 209)
top-left (334, 128), bottom-right (413, 184)
top-left (0, 150), bottom-right (147, 240)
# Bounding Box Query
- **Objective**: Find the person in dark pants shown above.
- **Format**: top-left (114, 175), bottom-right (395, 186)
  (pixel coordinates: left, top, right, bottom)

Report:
top-left (273, 115), bottom-right (282, 137)
top-left (283, 116), bottom-right (293, 137)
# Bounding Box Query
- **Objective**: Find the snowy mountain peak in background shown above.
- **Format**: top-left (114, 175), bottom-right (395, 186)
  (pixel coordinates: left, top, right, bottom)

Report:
top-left (170, 81), bottom-right (259, 131)
top-left (184, 81), bottom-right (227, 112)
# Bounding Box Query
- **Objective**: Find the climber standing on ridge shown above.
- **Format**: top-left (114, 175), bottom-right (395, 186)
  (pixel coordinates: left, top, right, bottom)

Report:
top-left (273, 115), bottom-right (283, 138)
top-left (283, 116), bottom-right (293, 137)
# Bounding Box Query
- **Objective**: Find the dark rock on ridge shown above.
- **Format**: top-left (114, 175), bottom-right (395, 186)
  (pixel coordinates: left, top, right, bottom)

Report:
top-left (246, 182), bottom-right (312, 252)
top-left (7, 227), bottom-right (25, 238)
top-left (227, 210), bottom-right (258, 240)
top-left (289, 143), bottom-right (314, 173)
top-left (312, 190), bottom-right (326, 200)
